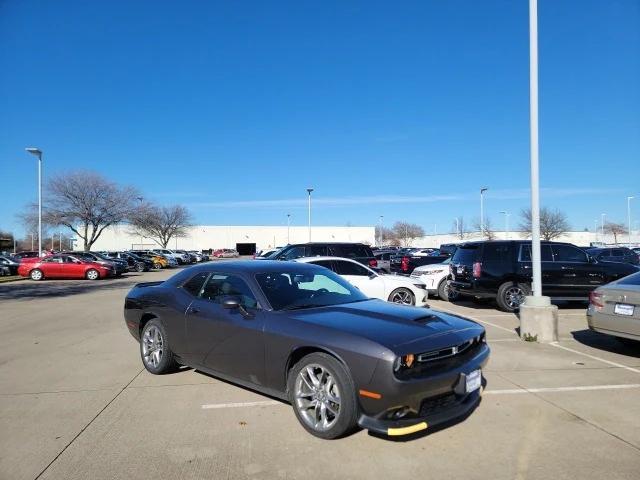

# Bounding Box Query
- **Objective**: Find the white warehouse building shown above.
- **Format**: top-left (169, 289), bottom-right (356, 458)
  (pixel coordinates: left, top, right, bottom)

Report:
top-left (89, 225), bottom-right (376, 255)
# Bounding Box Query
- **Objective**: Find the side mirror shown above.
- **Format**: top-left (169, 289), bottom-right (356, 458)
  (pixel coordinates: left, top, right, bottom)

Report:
top-left (587, 254), bottom-right (596, 264)
top-left (222, 297), bottom-right (240, 309)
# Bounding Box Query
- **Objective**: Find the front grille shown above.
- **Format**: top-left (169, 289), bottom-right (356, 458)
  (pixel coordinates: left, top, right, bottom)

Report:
top-left (419, 393), bottom-right (459, 417)
top-left (416, 336), bottom-right (481, 363)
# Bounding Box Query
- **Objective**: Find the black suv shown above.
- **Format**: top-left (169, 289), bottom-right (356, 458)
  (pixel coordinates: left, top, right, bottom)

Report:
top-left (585, 247), bottom-right (639, 266)
top-left (449, 240), bottom-right (639, 312)
top-left (267, 242), bottom-right (377, 268)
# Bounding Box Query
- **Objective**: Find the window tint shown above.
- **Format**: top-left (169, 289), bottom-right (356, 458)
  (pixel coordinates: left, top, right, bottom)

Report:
top-left (329, 245), bottom-right (371, 258)
top-left (282, 246), bottom-right (306, 260)
top-left (482, 244), bottom-right (511, 263)
top-left (306, 245), bottom-right (327, 256)
top-left (312, 260), bottom-right (335, 270)
top-left (334, 260), bottom-right (370, 276)
top-left (611, 249), bottom-right (626, 256)
top-left (201, 274), bottom-right (258, 309)
top-left (44, 255), bottom-right (63, 263)
top-left (451, 245), bottom-right (478, 265)
top-left (182, 272), bottom-right (209, 297)
top-left (551, 245), bottom-right (588, 263)
top-left (520, 245), bottom-right (553, 262)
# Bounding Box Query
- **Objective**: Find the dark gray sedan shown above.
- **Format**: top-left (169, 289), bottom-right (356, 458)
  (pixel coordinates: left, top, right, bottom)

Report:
top-left (124, 261), bottom-right (490, 439)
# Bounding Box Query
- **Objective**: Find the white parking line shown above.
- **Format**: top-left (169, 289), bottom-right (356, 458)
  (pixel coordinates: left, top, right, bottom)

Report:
top-left (485, 384), bottom-right (640, 395)
top-left (200, 383), bottom-right (640, 410)
top-left (201, 400), bottom-right (282, 409)
top-left (549, 342), bottom-right (640, 374)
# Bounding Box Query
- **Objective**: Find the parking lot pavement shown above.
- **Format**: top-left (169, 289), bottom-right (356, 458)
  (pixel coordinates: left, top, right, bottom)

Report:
top-left (1, 271), bottom-right (639, 479)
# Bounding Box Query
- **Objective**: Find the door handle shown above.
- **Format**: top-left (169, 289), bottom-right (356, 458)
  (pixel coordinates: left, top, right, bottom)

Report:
top-left (561, 266), bottom-right (574, 270)
top-left (188, 306), bottom-right (200, 314)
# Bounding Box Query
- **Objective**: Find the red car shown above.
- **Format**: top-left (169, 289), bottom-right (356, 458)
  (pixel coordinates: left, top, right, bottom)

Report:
top-left (18, 254), bottom-right (114, 281)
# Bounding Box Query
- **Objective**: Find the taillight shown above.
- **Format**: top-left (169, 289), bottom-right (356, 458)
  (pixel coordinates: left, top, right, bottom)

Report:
top-left (369, 259), bottom-right (378, 268)
top-left (589, 291), bottom-right (604, 309)
top-left (473, 262), bottom-right (482, 279)
top-left (401, 257), bottom-right (409, 272)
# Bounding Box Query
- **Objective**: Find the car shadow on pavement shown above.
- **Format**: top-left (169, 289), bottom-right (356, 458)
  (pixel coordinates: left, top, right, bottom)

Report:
top-left (571, 329), bottom-right (640, 359)
top-left (0, 277), bottom-right (144, 301)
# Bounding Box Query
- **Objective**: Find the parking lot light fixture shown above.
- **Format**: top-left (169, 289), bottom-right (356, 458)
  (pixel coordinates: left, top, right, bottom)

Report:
top-left (454, 217), bottom-right (460, 238)
top-left (628, 197), bottom-right (634, 247)
top-left (480, 188), bottom-right (488, 235)
top-left (306, 188), bottom-right (314, 242)
top-left (25, 147), bottom-right (43, 258)
top-left (378, 215), bottom-right (384, 246)
top-left (287, 213), bottom-right (291, 244)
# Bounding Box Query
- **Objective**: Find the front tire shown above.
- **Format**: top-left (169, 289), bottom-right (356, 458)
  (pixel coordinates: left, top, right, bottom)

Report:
top-left (388, 287), bottom-right (415, 306)
top-left (30, 269), bottom-right (44, 281)
top-left (135, 262), bottom-right (145, 272)
top-left (85, 269), bottom-right (100, 280)
top-left (288, 353), bottom-right (358, 439)
top-left (496, 282), bottom-right (530, 312)
top-left (140, 319), bottom-right (177, 374)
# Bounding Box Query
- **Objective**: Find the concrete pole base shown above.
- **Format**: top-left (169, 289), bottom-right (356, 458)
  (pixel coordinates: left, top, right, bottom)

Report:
top-left (519, 296), bottom-right (558, 343)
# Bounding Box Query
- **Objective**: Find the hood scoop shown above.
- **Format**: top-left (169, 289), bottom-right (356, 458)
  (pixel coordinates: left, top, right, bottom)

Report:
top-left (413, 314), bottom-right (440, 325)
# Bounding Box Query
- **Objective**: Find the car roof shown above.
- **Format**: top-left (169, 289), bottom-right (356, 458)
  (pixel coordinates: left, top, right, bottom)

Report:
top-left (294, 256), bottom-right (363, 264)
top-left (185, 260), bottom-right (327, 274)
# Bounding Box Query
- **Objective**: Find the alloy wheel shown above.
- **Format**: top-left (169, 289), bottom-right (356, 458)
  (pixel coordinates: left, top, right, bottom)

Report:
top-left (390, 289), bottom-right (414, 305)
top-left (86, 270), bottom-right (99, 280)
top-left (294, 365), bottom-right (341, 432)
top-left (142, 325), bottom-right (164, 368)
top-left (504, 286), bottom-right (525, 309)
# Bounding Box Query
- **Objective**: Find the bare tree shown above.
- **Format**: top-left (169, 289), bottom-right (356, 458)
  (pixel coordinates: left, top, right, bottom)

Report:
top-left (129, 204), bottom-right (193, 248)
top-left (519, 207), bottom-right (570, 241)
top-left (473, 217), bottom-right (496, 240)
top-left (603, 221), bottom-right (627, 245)
top-left (391, 221), bottom-right (425, 247)
top-left (452, 216), bottom-right (470, 240)
top-left (374, 225), bottom-right (397, 246)
top-left (42, 171), bottom-right (139, 251)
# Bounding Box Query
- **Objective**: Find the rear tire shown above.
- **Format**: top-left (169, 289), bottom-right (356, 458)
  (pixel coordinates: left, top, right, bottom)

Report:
top-left (140, 319), bottom-right (178, 374)
top-left (388, 287), bottom-right (415, 306)
top-left (30, 269), bottom-right (44, 281)
top-left (136, 262), bottom-right (145, 272)
top-left (287, 352), bottom-right (358, 439)
top-left (496, 282), bottom-right (530, 312)
top-left (437, 278), bottom-right (458, 301)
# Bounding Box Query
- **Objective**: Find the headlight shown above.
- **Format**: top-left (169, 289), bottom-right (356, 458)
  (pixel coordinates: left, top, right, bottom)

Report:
top-left (393, 354), bottom-right (416, 372)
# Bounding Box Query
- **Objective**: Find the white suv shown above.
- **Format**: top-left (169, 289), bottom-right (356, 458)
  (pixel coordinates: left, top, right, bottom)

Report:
top-left (410, 258), bottom-right (457, 300)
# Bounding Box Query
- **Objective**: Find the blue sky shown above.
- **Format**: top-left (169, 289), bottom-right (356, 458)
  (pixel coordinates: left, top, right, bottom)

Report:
top-left (1, 0), bottom-right (638, 236)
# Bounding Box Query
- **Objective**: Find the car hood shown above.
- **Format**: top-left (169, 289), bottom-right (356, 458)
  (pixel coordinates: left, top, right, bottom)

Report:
top-left (287, 299), bottom-right (483, 352)
top-left (413, 263), bottom-right (448, 273)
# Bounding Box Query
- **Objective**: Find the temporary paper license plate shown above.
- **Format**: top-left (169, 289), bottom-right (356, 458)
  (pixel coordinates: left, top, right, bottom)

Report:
top-left (457, 266), bottom-right (464, 274)
top-left (466, 370), bottom-right (482, 393)
top-left (614, 303), bottom-right (634, 316)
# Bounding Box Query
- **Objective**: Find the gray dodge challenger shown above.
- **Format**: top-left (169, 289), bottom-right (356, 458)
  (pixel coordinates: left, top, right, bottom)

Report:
top-left (124, 261), bottom-right (490, 439)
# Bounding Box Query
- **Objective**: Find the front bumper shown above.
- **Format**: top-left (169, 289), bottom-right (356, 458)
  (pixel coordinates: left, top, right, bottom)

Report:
top-left (357, 343), bottom-right (490, 436)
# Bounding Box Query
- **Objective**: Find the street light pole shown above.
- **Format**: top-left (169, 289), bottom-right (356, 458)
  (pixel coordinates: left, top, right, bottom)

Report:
top-left (378, 215), bottom-right (384, 246)
top-left (454, 217), bottom-right (460, 238)
top-left (500, 211), bottom-right (510, 239)
top-left (601, 213), bottom-right (606, 239)
top-left (25, 147), bottom-right (43, 257)
top-left (480, 188), bottom-right (488, 236)
top-left (287, 214), bottom-right (291, 244)
top-left (306, 188), bottom-right (314, 242)
top-left (628, 197), bottom-right (634, 247)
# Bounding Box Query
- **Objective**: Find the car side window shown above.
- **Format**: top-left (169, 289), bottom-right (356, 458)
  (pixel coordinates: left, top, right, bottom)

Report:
top-left (551, 245), bottom-right (588, 263)
top-left (519, 245), bottom-right (553, 262)
top-left (182, 272), bottom-right (209, 297)
top-left (282, 246), bottom-right (306, 260)
top-left (611, 249), bottom-right (625, 257)
top-left (312, 260), bottom-right (335, 271)
top-left (306, 245), bottom-right (326, 257)
top-left (45, 255), bottom-right (63, 263)
top-left (334, 260), bottom-right (370, 276)
top-left (200, 274), bottom-right (258, 309)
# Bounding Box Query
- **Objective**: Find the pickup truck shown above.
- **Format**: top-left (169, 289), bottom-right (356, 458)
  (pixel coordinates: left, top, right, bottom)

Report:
top-left (390, 252), bottom-right (451, 274)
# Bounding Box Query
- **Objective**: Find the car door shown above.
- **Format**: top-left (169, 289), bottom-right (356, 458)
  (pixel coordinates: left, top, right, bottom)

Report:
top-left (517, 245), bottom-right (559, 295)
top-left (185, 272), bottom-right (266, 385)
top-left (332, 259), bottom-right (385, 299)
top-left (62, 255), bottom-right (86, 278)
top-left (41, 255), bottom-right (64, 277)
top-left (551, 244), bottom-right (603, 297)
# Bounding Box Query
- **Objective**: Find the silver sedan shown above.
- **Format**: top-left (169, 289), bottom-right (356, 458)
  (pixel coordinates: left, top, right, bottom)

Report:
top-left (587, 271), bottom-right (640, 343)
